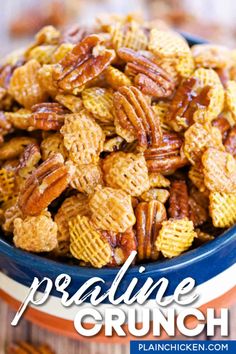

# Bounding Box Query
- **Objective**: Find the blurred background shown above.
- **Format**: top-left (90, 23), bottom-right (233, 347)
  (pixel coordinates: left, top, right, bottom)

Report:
top-left (2, 0), bottom-right (236, 58)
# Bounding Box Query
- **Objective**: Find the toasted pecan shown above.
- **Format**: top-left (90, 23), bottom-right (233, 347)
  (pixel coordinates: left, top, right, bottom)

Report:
top-left (60, 24), bottom-right (91, 44)
top-left (189, 196), bottom-right (208, 227)
top-left (103, 228), bottom-right (137, 266)
top-left (168, 180), bottom-right (189, 219)
top-left (18, 153), bottom-right (74, 216)
top-left (53, 34), bottom-right (115, 93)
top-left (16, 143), bottom-right (41, 181)
top-left (202, 148), bottom-right (236, 193)
top-left (212, 116), bottom-right (231, 141)
top-left (224, 126), bottom-right (236, 157)
top-left (118, 48), bottom-right (175, 98)
top-left (114, 86), bottom-right (162, 150)
top-left (135, 200), bottom-right (166, 261)
top-left (168, 78), bottom-right (211, 132)
top-left (30, 102), bottom-right (69, 130)
top-left (144, 132), bottom-right (188, 173)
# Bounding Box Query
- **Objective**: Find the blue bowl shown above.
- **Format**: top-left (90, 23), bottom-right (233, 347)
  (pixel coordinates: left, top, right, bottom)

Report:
top-left (0, 225), bottom-right (236, 296)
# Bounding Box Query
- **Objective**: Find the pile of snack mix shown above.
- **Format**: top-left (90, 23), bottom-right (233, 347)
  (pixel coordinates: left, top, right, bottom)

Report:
top-left (0, 14), bottom-right (235, 268)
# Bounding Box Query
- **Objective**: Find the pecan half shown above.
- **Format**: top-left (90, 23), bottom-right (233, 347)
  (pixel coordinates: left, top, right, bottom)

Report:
top-left (168, 180), bottom-right (189, 219)
top-left (135, 200), bottom-right (166, 262)
top-left (30, 102), bottom-right (69, 130)
top-left (144, 132), bottom-right (188, 173)
top-left (103, 228), bottom-right (137, 266)
top-left (224, 126), bottom-right (236, 157)
top-left (212, 116), bottom-right (231, 141)
top-left (16, 143), bottom-right (41, 181)
top-left (60, 24), bottom-right (91, 44)
top-left (118, 48), bottom-right (175, 98)
top-left (168, 77), bottom-right (211, 132)
top-left (53, 34), bottom-right (115, 93)
top-left (189, 197), bottom-right (208, 227)
top-left (114, 86), bottom-right (162, 150)
top-left (18, 153), bottom-right (74, 216)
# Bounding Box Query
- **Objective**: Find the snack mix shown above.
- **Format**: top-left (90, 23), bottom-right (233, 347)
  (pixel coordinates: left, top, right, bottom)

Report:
top-left (0, 15), bottom-right (235, 268)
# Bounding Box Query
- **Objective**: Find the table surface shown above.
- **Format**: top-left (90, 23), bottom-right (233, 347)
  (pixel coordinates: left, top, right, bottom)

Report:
top-left (0, 300), bottom-right (236, 354)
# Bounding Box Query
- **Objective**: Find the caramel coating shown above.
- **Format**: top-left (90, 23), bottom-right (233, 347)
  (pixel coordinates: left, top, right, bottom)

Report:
top-left (184, 122), bottom-right (224, 165)
top-left (18, 153), bottom-right (74, 216)
top-left (202, 148), bottom-right (236, 193)
top-left (9, 59), bottom-right (48, 108)
top-left (82, 87), bottom-right (114, 123)
top-left (53, 34), bottom-right (115, 93)
top-left (102, 152), bottom-right (149, 196)
top-left (61, 110), bottom-right (105, 164)
top-left (168, 180), bottom-right (189, 219)
top-left (70, 163), bottom-right (103, 194)
top-left (135, 200), bottom-right (166, 261)
top-left (41, 133), bottom-right (68, 160)
top-left (145, 132), bottom-right (188, 174)
top-left (30, 102), bottom-right (69, 131)
top-left (114, 86), bottom-right (162, 150)
top-left (14, 211), bottom-right (58, 252)
top-left (0, 15), bottom-right (235, 268)
top-left (118, 48), bottom-right (175, 98)
top-left (89, 187), bottom-right (136, 233)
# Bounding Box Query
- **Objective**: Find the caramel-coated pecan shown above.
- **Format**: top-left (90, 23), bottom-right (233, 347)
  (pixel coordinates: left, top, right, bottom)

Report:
top-left (53, 35), bottom-right (115, 93)
top-left (224, 126), bottom-right (236, 157)
top-left (189, 196), bottom-right (208, 227)
top-left (30, 102), bottom-right (69, 130)
top-left (168, 180), bottom-right (189, 219)
top-left (16, 143), bottom-right (41, 181)
top-left (103, 228), bottom-right (137, 266)
top-left (212, 116), bottom-right (231, 141)
top-left (135, 200), bottom-right (167, 262)
top-left (114, 86), bottom-right (162, 150)
top-left (189, 186), bottom-right (209, 226)
top-left (118, 48), bottom-right (175, 98)
top-left (144, 132), bottom-right (188, 173)
top-left (168, 78), bottom-right (211, 132)
top-left (18, 153), bottom-right (74, 216)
